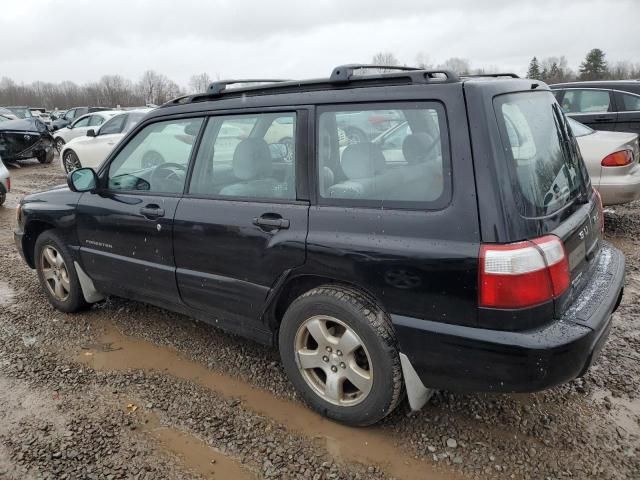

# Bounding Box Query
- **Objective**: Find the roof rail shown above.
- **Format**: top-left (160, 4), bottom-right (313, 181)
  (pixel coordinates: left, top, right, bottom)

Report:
top-left (329, 64), bottom-right (460, 84)
top-left (462, 73), bottom-right (520, 79)
top-left (207, 79), bottom-right (290, 96)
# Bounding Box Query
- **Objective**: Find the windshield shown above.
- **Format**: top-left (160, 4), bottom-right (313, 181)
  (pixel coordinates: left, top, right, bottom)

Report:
top-left (494, 91), bottom-right (589, 217)
top-left (10, 108), bottom-right (32, 119)
top-left (567, 117), bottom-right (594, 137)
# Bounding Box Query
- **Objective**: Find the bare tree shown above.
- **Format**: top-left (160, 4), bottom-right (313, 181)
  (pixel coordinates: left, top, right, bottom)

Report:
top-left (438, 58), bottom-right (471, 75)
top-left (370, 52), bottom-right (401, 73)
top-left (415, 52), bottom-right (432, 69)
top-left (188, 73), bottom-right (212, 93)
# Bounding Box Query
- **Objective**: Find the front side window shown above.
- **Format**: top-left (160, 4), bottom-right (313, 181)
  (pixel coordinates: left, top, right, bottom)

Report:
top-left (189, 113), bottom-right (296, 200)
top-left (317, 103), bottom-right (448, 207)
top-left (560, 89), bottom-right (611, 113)
top-left (64, 109), bottom-right (76, 121)
top-left (107, 118), bottom-right (203, 194)
top-left (620, 92), bottom-right (640, 111)
top-left (99, 114), bottom-right (126, 135)
top-left (495, 91), bottom-right (589, 217)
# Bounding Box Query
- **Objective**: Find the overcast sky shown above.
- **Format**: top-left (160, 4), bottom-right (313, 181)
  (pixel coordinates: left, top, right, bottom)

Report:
top-left (2, 0), bottom-right (639, 87)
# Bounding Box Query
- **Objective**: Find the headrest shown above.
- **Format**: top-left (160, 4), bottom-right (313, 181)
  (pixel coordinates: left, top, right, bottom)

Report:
top-left (233, 138), bottom-right (272, 180)
top-left (341, 143), bottom-right (386, 180)
top-left (402, 133), bottom-right (435, 165)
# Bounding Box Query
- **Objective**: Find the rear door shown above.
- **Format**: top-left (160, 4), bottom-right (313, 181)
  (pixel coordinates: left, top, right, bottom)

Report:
top-left (614, 90), bottom-right (640, 134)
top-left (558, 88), bottom-right (618, 131)
top-left (173, 110), bottom-right (309, 331)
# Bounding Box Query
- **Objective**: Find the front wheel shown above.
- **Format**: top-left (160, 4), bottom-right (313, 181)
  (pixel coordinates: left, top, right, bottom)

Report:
top-left (279, 286), bottom-right (403, 426)
top-left (0, 191), bottom-right (5, 206)
top-left (35, 230), bottom-right (88, 313)
top-left (62, 150), bottom-right (82, 173)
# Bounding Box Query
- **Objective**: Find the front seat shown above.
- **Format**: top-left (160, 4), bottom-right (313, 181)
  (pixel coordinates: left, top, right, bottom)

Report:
top-left (220, 138), bottom-right (279, 197)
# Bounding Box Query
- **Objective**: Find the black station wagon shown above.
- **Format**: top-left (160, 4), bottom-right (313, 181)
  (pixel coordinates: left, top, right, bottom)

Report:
top-left (15, 65), bottom-right (625, 426)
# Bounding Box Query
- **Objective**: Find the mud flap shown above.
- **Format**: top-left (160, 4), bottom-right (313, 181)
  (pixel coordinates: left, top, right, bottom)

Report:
top-left (399, 352), bottom-right (435, 411)
top-left (74, 261), bottom-right (105, 303)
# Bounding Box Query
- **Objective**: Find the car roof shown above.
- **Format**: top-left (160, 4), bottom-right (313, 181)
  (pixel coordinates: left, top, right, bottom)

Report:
top-left (551, 80), bottom-right (640, 88)
top-left (147, 65), bottom-right (533, 121)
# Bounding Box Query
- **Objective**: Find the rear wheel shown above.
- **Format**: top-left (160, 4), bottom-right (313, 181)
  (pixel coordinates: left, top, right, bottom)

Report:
top-left (63, 150), bottom-right (82, 173)
top-left (345, 127), bottom-right (367, 145)
top-left (55, 137), bottom-right (65, 153)
top-left (0, 191), bottom-right (5, 206)
top-left (35, 230), bottom-right (88, 313)
top-left (279, 285), bottom-right (403, 426)
top-left (37, 150), bottom-right (53, 164)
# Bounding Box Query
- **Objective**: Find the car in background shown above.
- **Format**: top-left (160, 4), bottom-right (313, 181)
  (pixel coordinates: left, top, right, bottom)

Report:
top-left (0, 156), bottom-right (9, 206)
top-left (53, 111), bottom-right (120, 153)
top-left (51, 107), bottom-right (111, 131)
top-left (4, 107), bottom-right (33, 119)
top-left (568, 117), bottom-right (640, 206)
top-left (60, 109), bottom-right (151, 172)
top-left (551, 80), bottom-right (640, 134)
top-left (0, 108), bottom-right (18, 120)
top-left (0, 117), bottom-right (55, 164)
top-left (336, 110), bottom-right (403, 143)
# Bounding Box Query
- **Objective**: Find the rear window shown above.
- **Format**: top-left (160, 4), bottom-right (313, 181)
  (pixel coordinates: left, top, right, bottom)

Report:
top-left (494, 91), bottom-right (589, 217)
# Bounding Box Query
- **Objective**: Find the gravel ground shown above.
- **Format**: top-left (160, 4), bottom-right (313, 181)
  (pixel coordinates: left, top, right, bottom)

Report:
top-left (0, 159), bottom-right (638, 479)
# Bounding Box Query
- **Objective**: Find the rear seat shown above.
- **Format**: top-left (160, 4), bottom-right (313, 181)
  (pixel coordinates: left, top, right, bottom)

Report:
top-left (327, 136), bottom-right (443, 201)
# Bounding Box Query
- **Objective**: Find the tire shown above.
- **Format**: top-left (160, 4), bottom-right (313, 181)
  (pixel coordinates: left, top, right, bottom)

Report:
top-left (37, 150), bottom-right (53, 164)
top-left (279, 285), bottom-right (403, 426)
top-left (278, 137), bottom-right (294, 163)
top-left (35, 230), bottom-right (88, 313)
top-left (55, 137), bottom-right (65, 153)
top-left (62, 150), bottom-right (82, 173)
top-left (345, 127), bottom-right (368, 145)
top-left (0, 192), bottom-right (5, 206)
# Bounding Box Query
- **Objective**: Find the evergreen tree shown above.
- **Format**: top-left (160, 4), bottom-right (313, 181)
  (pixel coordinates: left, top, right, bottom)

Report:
top-left (527, 57), bottom-right (542, 80)
top-left (579, 48), bottom-right (608, 80)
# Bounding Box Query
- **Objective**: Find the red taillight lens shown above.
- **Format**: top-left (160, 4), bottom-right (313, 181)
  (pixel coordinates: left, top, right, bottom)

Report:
top-left (367, 114), bottom-right (387, 125)
top-left (479, 235), bottom-right (569, 309)
top-left (593, 187), bottom-right (604, 233)
top-left (601, 149), bottom-right (633, 167)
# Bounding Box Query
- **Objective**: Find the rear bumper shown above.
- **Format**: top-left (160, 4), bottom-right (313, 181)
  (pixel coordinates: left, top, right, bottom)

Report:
top-left (394, 242), bottom-right (624, 393)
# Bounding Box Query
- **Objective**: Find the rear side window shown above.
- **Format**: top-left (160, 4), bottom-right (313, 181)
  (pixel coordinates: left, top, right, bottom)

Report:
top-left (560, 89), bottom-right (611, 113)
top-left (620, 92), bottom-right (640, 111)
top-left (495, 91), bottom-right (589, 217)
top-left (317, 103), bottom-right (450, 208)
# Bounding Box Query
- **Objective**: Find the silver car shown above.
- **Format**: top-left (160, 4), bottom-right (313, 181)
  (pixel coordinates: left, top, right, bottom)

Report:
top-left (0, 156), bottom-right (10, 206)
top-left (570, 117), bottom-right (640, 206)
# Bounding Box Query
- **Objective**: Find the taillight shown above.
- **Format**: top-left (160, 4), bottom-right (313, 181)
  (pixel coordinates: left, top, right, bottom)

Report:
top-left (479, 235), bottom-right (569, 309)
top-left (601, 149), bottom-right (633, 167)
top-left (593, 187), bottom-right (605, 233)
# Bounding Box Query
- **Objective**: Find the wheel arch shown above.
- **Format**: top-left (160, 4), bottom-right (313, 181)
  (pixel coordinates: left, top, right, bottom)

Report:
top-left (266, 274), bottom-right (387, 333)
top-left (22, 220), bottom-right (56, 268)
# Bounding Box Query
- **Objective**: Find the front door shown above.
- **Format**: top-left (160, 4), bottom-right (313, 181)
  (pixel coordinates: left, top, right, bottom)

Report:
top-left (173, 111), bottom-right (309, 329)
top-left (559, 88), bottom-right (618, 131)
top-left (76, 116), bottom-right (204, 304)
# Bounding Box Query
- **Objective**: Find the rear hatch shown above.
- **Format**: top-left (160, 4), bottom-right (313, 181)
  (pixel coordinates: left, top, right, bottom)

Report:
top-left (493, 90), bottom-right (602, 317)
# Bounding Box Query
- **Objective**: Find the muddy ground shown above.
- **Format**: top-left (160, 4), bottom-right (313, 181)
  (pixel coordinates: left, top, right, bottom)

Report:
top-left (0, 158), bottom-right (638, 480)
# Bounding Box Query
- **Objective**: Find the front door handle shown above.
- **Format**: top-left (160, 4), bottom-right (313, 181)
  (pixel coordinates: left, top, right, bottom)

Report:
top-left (594, 115), bottom-right (612, 122)
top-left (253, 215), bottom-right (290, 230)
top-left (140, 204), bottom-right (165, 219)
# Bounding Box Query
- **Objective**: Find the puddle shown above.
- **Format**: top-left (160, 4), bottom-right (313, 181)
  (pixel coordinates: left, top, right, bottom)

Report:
top-left (132, 406), bottom-right (255, 480)
top-left (78, 322), bottom-right (461, 480)
top-left (0, 282), bottom-right (15, 306)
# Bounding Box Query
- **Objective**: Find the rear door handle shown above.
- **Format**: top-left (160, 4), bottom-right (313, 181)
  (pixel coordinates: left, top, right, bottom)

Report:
top-left (252, 216), bottom-right (290, 229)
top-left (140, 204), bottom-right (165, 219)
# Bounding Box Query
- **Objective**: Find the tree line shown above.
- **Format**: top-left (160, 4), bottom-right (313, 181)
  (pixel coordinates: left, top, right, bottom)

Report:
top-left (0, 70), bottom-right (216, 110)
top-left (1, 48), bottom-right (637, 110)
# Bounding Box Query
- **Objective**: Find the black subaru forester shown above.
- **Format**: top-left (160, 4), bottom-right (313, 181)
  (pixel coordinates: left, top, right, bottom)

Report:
top-left (15, 65), bottom-right (625, 426)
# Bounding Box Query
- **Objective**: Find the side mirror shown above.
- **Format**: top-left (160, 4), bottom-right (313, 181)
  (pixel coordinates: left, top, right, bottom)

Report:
top-left (66, 124), bottom-right (72, 129)
top-left (86, 129), bottom-right (96, 137)
top-left (67, 168), bottom-right (98, 192)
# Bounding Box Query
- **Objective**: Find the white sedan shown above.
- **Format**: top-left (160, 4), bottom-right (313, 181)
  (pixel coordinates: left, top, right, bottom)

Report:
top-left (0, 156), bottom-right (10, 206)
top-left (60, 109), bottom-right (151, 173)
top-left (53, 111), bottom-right (121, 153)
top-left (569, 117), bottom-right (640, 206)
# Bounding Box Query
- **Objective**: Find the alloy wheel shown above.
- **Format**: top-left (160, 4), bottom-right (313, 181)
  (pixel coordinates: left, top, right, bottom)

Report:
top-left (40, 246), bottom-right (70, 301)
top-left (294, 315), bottom-right (373, 406)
